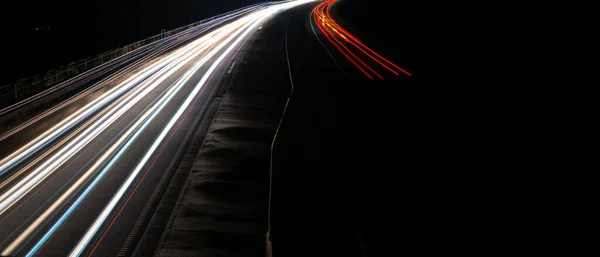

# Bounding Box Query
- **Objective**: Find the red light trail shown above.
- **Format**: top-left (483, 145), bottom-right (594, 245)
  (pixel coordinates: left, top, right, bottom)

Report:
top-left (312, 0), bottom-right (412, 79)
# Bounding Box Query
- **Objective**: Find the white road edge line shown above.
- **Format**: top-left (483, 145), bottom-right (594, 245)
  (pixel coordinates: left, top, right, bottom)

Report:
top-left (268, 24), bottom-right (295, 239)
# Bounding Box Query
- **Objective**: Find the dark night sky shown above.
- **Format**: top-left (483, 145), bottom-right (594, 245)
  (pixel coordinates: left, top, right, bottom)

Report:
top-left (0, 0), bottom-right (268, 84)
top-left (0, 0), bottom-right (418, 85)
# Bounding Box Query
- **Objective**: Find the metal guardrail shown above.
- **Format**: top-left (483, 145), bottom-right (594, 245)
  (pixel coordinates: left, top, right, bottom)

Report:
top-left (0, 1), bottom-right (274, 104)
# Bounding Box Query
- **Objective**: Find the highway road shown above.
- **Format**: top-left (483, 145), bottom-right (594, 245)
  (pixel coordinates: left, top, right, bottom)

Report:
top-left (0, 1), bottom-right (314, 256)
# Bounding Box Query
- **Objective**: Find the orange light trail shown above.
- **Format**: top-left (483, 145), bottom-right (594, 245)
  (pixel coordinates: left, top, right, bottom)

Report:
top-left (312, 0), bottom-right (412, 79)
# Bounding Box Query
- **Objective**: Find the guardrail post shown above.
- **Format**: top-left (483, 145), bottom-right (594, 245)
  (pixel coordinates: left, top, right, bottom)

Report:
top-left (14, 84), bottom-right (17, 100)
top-left (68, 62), bottom-right (74, 76)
